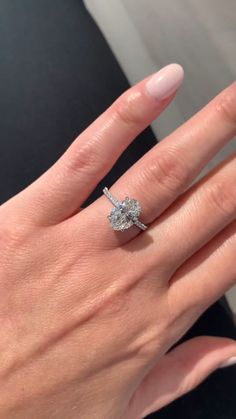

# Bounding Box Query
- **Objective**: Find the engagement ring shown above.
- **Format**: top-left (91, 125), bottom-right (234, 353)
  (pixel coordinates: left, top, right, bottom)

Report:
top-left (103, 187), bottom-right (148, 232)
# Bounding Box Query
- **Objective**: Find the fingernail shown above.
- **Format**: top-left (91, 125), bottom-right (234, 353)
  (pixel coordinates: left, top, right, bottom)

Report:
top-left (146, 63), bottom-right (184, 100)
top-left (219, 356), bottom-right (236, 368)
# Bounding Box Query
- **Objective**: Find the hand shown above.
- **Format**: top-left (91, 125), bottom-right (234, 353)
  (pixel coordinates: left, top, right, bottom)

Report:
top-left (0, 63), bottom-right (236, 419)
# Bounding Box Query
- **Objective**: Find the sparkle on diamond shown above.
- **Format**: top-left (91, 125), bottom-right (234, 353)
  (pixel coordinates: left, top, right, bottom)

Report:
top-left (108, 197), bottom-right (141, 231)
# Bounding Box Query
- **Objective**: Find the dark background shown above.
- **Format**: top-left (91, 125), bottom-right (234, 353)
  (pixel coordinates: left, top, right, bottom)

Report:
top-left (0, 1), bottom-right (235, 418)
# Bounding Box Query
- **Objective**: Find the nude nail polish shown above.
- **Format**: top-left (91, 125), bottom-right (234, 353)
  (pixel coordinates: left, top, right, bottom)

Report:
top-left (219, 356), bottom-right (236, 368)
top-left (146, 63), bottom-right (184, 100)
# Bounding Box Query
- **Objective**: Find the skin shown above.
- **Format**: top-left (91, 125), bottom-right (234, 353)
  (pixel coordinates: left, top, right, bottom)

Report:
top-left (0, 72), bottom-right (236, 419)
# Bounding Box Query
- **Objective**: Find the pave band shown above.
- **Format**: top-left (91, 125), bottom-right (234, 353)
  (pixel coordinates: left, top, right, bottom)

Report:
top-left (103, 187), bottom-right (148, 232)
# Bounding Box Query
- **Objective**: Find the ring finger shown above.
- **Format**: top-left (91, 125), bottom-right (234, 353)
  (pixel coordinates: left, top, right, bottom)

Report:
top-left (130, 150), bottom-right (236, 277)
top-left (83, 81), bottom-right (236, 247)
top-left (2, 64), bottom-right (183, 225)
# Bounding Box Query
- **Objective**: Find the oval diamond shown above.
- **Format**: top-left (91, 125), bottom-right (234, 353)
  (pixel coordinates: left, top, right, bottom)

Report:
top-left (108, 198), bottom-right (141, 231)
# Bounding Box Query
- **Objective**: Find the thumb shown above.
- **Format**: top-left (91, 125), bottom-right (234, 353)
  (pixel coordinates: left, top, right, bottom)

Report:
top-left (128, 336), bottom-right (236, 419)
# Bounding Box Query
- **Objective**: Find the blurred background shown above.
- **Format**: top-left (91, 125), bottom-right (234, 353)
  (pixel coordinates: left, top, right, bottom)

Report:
top-left (85, 0), bottom-right (236, 311)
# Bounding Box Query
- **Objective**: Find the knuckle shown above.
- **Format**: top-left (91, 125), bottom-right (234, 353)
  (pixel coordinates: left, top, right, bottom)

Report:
top-left (113, 91), bottom-right (144, 128)
top-left (144, 148), bottom-right (190, 194)
top-left (215, 86), bottom-right (236, 127)
top-left (65, 138), bottom-right (103, 175)
top-left (206, 179), bottom-right (236, 216)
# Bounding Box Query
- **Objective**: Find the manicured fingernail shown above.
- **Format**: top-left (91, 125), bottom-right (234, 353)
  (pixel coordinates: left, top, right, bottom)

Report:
top-left (146, 63), bottom-right (184, 100)
top-left (219, 356), bottom-right (236, 368)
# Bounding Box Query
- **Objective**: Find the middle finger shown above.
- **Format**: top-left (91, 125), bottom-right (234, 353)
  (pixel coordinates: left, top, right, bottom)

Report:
top-left (83, 81), bottom-right (236, 247)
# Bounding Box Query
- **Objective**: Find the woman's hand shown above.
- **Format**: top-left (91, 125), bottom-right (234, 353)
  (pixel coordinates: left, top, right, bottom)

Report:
top-left (0, 63), bottom-right (236, 419)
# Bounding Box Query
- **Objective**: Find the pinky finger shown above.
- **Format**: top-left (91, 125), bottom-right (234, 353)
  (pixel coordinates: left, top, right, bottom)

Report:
top-left (169, 219), bottom-right (236, 314)
top-left (127, 336), bottom-right (236, 419)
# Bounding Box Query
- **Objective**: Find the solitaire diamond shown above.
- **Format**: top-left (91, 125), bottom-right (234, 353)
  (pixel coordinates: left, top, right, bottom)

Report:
top-left (103, 187), bottom-right (148, 232)
top-left (108, 197), bottom-right (141, 231)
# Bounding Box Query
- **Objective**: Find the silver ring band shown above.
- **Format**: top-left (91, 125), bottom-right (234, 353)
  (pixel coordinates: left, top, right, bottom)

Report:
top-left (103, 187), bottom-right (148, 232)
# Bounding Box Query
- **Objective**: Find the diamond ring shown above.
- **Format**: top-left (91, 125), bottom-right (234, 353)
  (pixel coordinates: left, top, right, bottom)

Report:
top-left (103, 187), bottom-right (148, 232)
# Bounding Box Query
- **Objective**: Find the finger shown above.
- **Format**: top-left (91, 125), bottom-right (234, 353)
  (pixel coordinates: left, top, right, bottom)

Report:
top-left (127, 336), bottom-right (236, 419)
top-left (84, 81), bottom-right (236, 247)
top-left (2, 64), bottom-right (184, 225)
top-left (168, 219), bottom-right (236, 316)
top-left (134, 151), bottom-right (236, 273)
